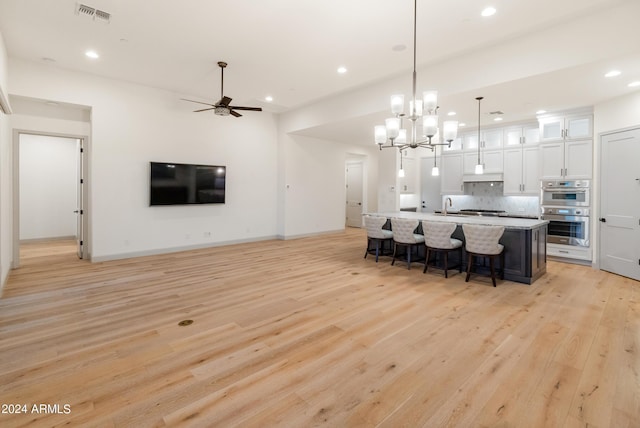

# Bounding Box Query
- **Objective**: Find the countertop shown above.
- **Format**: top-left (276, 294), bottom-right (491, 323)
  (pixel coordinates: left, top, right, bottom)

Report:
top-left (368, 211), bottom-right (548, 230)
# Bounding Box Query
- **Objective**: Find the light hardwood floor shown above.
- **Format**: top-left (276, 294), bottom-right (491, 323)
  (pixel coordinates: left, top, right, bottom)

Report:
top-left (0, 230), bottom-right (638, 427)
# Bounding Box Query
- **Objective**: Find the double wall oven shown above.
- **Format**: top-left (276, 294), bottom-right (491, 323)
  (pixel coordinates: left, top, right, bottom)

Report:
top-left (540, 180), bottom-right (590, 248)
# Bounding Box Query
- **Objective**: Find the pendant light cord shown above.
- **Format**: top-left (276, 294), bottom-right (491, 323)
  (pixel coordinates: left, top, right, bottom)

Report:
top-left (476, 96), bottom-right (483, 164)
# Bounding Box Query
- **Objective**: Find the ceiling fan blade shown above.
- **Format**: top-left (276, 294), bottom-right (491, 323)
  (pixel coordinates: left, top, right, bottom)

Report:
top-left (229, 106), bottom-right (262, 111)
top-left (217, 96), bottom-right (232, 107)
top-left (193, 107), bottom-right (215, 113)
top-left (230, 110), bottom-right (242, 117)
top-left (181, 98), bottom-right (215, 107)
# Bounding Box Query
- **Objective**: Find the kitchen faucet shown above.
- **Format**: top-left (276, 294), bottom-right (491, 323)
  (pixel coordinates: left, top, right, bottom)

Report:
top-left (443, 197), bottom-right (452, 216)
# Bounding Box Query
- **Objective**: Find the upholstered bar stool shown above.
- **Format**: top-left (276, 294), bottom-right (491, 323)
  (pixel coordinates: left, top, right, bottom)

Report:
top-left (462, 224), bottom-right (505, 287)
top-left (363, 215), bottom-right (394, 262)
top-left (421, 221), bottom-right (463, 278)
top-left (390, 217), bottom-right (425, 270)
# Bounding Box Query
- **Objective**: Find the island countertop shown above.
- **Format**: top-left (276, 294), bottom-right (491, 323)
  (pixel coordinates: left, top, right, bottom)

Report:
top-left (367, 211), bottom-right (548, 230)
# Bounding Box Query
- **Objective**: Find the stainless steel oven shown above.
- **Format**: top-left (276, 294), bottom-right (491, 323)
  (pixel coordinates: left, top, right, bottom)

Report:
top-left (541, 180), bottom-right (590, 207)
top-left (540, 207), bottom-right (590, 247)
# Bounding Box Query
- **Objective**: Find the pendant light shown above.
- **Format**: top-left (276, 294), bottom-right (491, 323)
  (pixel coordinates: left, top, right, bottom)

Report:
top-left (475, 96), bottom-right (484, 175)
top-left (431, 145), bottom-right (440, 176)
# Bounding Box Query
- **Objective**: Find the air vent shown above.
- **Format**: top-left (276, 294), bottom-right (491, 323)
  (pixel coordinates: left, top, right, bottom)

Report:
top-left (489, 110), bottom-right (504, 115)
top-left (75, 3), bottom-right (111, 23)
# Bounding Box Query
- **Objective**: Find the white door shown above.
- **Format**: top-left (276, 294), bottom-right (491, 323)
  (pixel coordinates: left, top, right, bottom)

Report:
top-left (600, 128), bottom-right (640, 281)
top-left (76, 138), bottom-right (85, 259)
top-left (345, 162), bottom-right (363, 227)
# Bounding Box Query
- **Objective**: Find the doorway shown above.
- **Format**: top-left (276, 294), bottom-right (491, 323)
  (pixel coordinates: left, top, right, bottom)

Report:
top-left (345, 158), bottom-right (365, 228)
top-left (13, 132), bottom-right (88, 267)
top-left (599, 127), bottom-right (640, 281)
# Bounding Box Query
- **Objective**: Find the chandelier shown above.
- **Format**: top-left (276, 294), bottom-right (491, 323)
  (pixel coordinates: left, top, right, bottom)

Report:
top-left (374, 0), bottom-right (458, 152)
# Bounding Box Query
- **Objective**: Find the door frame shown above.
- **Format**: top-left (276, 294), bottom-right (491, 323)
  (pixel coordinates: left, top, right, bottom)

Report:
top-left (12, 130), bottom-right (90, 268)
top-left (597, 124), bottom-right (640, 274)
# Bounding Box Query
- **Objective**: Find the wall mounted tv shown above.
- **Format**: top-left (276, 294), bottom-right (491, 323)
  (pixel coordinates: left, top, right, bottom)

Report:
top-left (150, 162), bottom-right (226, 206)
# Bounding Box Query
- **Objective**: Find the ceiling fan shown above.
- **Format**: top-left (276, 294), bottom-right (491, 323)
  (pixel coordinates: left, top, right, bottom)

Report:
top-left (182, 61), bottom-right (262, 117)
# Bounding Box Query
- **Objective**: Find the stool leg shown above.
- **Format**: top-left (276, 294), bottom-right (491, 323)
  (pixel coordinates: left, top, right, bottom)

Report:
top-left (465, 254), bottom-right (473, 282)
top-left (375, 240), bottom-right (380, 262)
top-left (444, 251), bottom-right (449, 278)
top-left (489, 256), bottom-right (497, 287)
top-left (458, 247), bottom-right (463, 273)
top-left (364, 238), bottom-right (370, 259)
top-left (391, 243), bottom-right (398, 266)
top-left (423, 248), bottom-right (430, 273)
top-left (500, 251), bottom-right (505, 279)
top-left (407, 244), bottom-right (412, 270)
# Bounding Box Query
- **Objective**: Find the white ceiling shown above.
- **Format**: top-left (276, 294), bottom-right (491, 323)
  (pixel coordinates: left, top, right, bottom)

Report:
top-left (1, 0), bottom-right (639, 143)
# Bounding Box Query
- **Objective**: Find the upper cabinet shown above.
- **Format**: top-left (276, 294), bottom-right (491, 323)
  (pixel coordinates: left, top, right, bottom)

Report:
top-left (504, 123), bottom-right (540, 147)
top-left (463, 128), bottom-right (503, 151)
top-left (539, 114), bottom-right (592, 142)
top-left (539, 139), bottom-right (592, 179)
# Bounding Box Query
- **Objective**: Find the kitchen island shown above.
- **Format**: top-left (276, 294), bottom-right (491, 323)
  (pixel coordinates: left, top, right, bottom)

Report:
top-left (368, 211), bottom-right (548, 285)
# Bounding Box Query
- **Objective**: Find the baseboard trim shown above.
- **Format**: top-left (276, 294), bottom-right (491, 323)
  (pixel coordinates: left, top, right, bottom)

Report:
top-left (91, 235), bottom-right (279, 263)
top-left (277, 228), bottom-right (346, 241)
top-left (20, 236), bottom-right (76, 244)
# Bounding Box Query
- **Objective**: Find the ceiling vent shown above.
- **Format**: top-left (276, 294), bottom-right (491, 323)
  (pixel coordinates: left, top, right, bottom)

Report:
top-left (489, 110), bottom-right (504, 115)
top-left (75, 3), bottom-right (111, 23)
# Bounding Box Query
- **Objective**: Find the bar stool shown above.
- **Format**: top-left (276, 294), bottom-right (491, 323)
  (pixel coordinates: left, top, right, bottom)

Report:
top-left (421, 221), bottom-right (463, 278)
top-left (363, 215), bottom-right (393, 262)
top-left (390, 218), bottom-right (425, 270)
top-left (462, 224), bottom-right (505, 287)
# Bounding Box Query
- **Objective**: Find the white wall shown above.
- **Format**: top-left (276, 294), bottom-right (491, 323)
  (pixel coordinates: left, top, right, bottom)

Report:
top-left (8, 58), bottom-right (279, 261)
top-left (0, 30), bottom-right (11, 291)
top-left (19, 134), bottom-right (78, 240)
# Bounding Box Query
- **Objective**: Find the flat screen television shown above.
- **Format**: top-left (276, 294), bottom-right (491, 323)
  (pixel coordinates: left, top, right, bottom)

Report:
top-left (150, 162), bottom-right (226, 205)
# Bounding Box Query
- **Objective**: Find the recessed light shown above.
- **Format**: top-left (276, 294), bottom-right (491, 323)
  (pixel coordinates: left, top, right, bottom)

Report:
top-left (392, 44), bottom-right (406, 52)
top-left (447, 111), bottom-right (456, 116)
top-left (41, 57), bottom-right (56, 63)
top-left (605, 70), bottom-right (621, 78)
top-left (265, 96), bottom-right (273, 102)
top-left (536, 110), bottom-right (547, 115)
top-left (494, 117), bottom-right (503, 122)
top-left (337, 66), bottom-right (347, 74)
top-left (628, 81), bottom-right (640, 87)
top-left (458, 123), bottom-right (466, 127)
top-left (85, 50), bottom-right (99, 59)
top-left (481, 7), bottom-right (496, 17)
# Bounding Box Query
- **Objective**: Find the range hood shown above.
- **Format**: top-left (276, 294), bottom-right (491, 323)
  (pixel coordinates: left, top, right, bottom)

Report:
top-left (462, 173), bottom-right (503, 182)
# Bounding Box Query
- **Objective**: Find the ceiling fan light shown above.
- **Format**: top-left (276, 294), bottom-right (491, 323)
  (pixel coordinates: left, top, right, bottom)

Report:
top-left (215, 106), bottom-right (231, 116)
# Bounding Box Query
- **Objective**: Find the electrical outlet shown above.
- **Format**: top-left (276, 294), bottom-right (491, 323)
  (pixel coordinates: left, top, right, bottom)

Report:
top-left (203, 231), bottom-right (211, 238)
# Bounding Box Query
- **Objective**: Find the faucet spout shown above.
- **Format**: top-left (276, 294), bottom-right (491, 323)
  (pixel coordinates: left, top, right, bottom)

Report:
top-left (443, 197), bottom-right (452, 216)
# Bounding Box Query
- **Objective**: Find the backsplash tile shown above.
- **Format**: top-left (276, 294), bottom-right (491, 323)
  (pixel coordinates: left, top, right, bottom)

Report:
top-left (442, 182), bottom-right (540, 217)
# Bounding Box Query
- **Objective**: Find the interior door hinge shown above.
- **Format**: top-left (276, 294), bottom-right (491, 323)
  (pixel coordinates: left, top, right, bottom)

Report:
top-left (80, 240), bottom-right (83, 246)
top-left (80, 179), bottom-right (84, 184)
top-left (80, 147), bottom-right (84, 153)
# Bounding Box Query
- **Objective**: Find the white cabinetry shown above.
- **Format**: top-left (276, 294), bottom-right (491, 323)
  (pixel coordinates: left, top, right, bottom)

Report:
top-left (441, 153), bottom-right (463, 194)
top-left (503, 146), bottom-right (539, 195)
top-left (463, 150), bottom-right (503, 175)
top-left (463, 128), bottom-right (503, 151)
top-left (539, 139), bottom-right (592, 179)
top-left (504, 124), bottom-right (539, 147)
top-left (399, 157), bottom-right (417, 193)
top-left (539, 114), bottom-right (592, 142)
